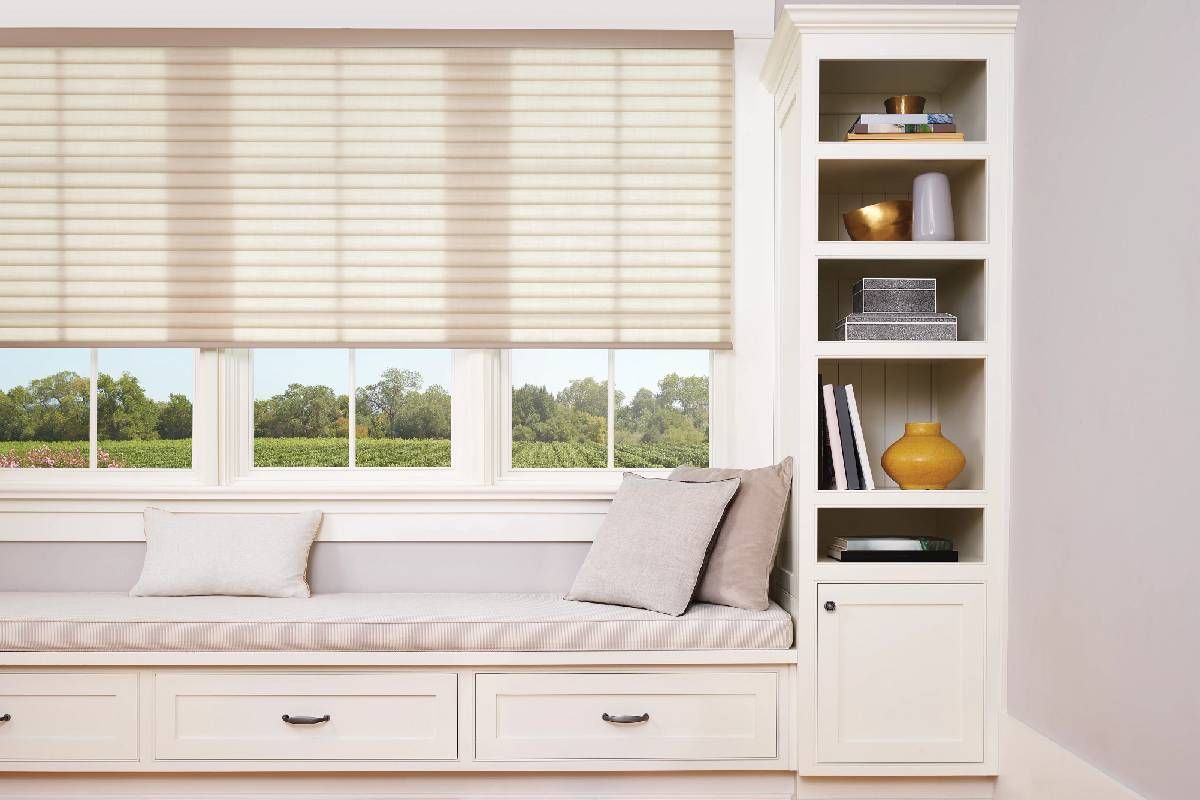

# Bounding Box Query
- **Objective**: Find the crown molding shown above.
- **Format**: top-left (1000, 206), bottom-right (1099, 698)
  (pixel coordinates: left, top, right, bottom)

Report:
top-left (762, 4), bottom-right (1019, 91)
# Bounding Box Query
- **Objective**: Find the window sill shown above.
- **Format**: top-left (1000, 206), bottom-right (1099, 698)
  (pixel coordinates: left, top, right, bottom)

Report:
top-left (0, 484), bottom-right (620, 503)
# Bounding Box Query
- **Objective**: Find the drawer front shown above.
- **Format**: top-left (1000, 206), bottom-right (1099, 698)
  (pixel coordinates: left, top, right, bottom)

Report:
top-left (155, 672), bottom-right (457, 761)
top-left (475, 672), bottom-right (777, 761)
top-left (0, 673), bottom-right (138, 762)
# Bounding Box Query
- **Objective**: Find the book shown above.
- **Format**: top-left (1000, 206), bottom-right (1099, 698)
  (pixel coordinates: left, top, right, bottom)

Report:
top-left (847, 132), bottom-right (965, 141)
top-left (850, 123), bottom-right (957, 134)
top-left (817, 375), bottom-right (835, 490)
top-left (834, 386), bottom-right (862, 490)
top-left (844, 385), bottom-right (875, 490)
top-left (855, 113), bottom-right (954, 125)
top-left (822, 384), bottom-right (847, 490)
top-left (830, 536), bottom-right (954, 551)
top-left (828, 550), bottom-right (959, 562)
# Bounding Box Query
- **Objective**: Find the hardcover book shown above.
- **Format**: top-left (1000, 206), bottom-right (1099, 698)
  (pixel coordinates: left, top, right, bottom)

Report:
top-left (822, 384), bottom-right (848, 490)
top-left (817, 376), bottom-right (836, 490)
top-left (845, 385), bottom-right (875, 490)
top-left (855, 113), bottom-right (954, 125)
top-left (828, 550), bottom-right (960, 562)
top-left (834, 385), bottom-right (862, 490)
top-left (849, 123), bottom-right (957, 134)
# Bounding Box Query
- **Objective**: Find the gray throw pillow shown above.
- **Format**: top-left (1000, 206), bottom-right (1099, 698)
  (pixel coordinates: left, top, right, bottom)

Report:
top-left (566, 473), bottom-right (740, 616)
top-left (131, 508), bottom-right (323, 598)
top-left (670, 458), bottom-right (794, 611)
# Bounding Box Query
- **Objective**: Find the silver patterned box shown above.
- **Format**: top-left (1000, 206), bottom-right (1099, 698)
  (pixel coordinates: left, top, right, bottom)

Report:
top-left (853, 278), bottom-right (937, 313)
top-left (835, 312), bottom-right (958, 341)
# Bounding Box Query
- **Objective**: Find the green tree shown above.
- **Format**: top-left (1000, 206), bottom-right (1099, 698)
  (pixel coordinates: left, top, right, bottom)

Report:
top-left (26, 371), bottom-right (89, 441)
top-left (557, 377), bottom-right (607, 417)
top-left (255, 383), bottom-right (345, 438)
top-left (156, 393), bottom-right (193, 439)
top-left (511, 384), bottom-right (555, 442)
top-left (356, 368), bottom-right (423, 438)
top-left (393, 384), bottom-right (451, 439)
top-left (97, 371), bottom-right (160, 441)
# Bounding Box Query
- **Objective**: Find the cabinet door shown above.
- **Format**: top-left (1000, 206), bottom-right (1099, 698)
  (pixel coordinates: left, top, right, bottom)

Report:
top-left (817, 583), bottom-right (985, 764)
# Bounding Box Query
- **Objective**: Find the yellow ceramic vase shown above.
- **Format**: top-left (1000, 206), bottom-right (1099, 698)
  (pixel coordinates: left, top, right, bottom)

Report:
top-left (881, 422), bottom-right (965, 490)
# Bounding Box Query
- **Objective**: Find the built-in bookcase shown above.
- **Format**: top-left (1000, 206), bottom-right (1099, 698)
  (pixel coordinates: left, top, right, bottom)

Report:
top-left (764, 4), bottom-right (1016, 777)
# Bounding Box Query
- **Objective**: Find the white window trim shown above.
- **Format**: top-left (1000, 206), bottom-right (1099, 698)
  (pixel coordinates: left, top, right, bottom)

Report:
top-left (221, 348), bottom-right (488, 491)
top-left (495, 349), bottom-right (720, 491)
top-left (0, 348), bottom-right (216, 491)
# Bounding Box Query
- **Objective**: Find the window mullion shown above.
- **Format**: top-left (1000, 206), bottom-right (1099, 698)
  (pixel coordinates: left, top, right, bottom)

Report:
top-left (348, 349), bottom-right (357, 470)
top-left (607, 349), bottom-right (615, 469)
top-left (88, 347), bottom-right (98, 469)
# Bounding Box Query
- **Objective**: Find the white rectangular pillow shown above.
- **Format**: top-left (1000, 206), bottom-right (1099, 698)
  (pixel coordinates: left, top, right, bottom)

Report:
top-left (131, 508), bottom-right (323, 598)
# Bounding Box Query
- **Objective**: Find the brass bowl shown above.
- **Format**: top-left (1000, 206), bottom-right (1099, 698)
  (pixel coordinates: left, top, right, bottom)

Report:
top-left (884, 95), bottom-right (926, 114)
top-left (843, 200), bottom-right (913, 241)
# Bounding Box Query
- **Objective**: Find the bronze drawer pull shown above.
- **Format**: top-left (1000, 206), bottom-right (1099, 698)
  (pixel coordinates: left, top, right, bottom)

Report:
top-left (601, 712), bottom-right (649, 724)
top-left (281, 714), bottom-right (330, 725)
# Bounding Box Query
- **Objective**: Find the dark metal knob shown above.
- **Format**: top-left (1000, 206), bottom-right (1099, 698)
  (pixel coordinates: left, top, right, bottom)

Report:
top-left (281, 714), bottom-right (330, 725)
top-left (602, 712), bottom-right (650, 724)
top-left (824, 600), bottom-right (837, 612)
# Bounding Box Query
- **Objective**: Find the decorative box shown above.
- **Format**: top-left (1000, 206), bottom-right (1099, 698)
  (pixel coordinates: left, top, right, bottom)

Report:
top-left (853, 278), bottom-right (937, 313)
top-left (835, 312), bottom-right (958, 341)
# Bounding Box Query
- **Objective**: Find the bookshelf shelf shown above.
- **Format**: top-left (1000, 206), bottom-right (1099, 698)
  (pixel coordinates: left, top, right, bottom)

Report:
top-left (765, 4), bottom-right (1014, 775)
top-left (814, 342), bottom-right (987, 359)
top-left (815, 141), bottom-right (991, 161)
top-left (814, 241), bottom-right (990, 260)
top-left (814, 489), bottom-right (988, 509)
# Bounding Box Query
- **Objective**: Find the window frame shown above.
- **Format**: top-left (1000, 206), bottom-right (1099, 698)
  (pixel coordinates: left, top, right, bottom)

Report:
top-left (0, 348), bottom-right (213, 490)
top-left (1, 347), bottom-right (729, 495)
top-left (496, 348), bottom-right (717, 489)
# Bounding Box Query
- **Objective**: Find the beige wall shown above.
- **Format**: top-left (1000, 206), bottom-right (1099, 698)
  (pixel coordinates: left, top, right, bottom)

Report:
top-left (1008, 1), bottom-right (1200, 799)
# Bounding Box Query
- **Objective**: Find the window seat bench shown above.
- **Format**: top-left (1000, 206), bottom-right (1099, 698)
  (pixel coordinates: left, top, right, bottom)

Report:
top-left (0, 592), bottom-right (794, 653)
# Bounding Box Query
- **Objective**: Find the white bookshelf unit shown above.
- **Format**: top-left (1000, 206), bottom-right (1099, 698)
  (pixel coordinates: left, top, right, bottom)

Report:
top-left (764, 5), bottom-right (1017, 777)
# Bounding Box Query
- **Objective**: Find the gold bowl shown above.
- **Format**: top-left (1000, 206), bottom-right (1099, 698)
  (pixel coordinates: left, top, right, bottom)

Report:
top-left (843, 200), bottom-right (913, 241)
top-left (883, 95), bottom-right (926, 114)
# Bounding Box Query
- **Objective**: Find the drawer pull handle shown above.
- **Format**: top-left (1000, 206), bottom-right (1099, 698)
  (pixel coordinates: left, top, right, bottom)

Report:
top-left (0, 713), bottom-right (9, 723)
top-left (281, 714), bottom-right (330, 725)
top-left (602, 712), bottom-right (649, 724)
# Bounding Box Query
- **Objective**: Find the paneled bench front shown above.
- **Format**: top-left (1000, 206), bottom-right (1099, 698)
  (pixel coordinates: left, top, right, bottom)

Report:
top-left (0, 592), bottom-right (796, 773)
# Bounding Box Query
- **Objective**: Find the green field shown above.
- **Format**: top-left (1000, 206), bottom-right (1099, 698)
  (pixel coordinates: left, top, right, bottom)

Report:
top-left (511, 441), bottom-right (709, 469)
top-left (1, 438), bottom-right (707, 469)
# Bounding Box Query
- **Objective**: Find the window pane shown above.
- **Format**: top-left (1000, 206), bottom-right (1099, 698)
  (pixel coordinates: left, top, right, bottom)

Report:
top-left (355, 350), bottom-right (452, 468)
top-left (0, 348), bottom-right (90, 468)
top-left (253, 349), bottom-right (349, 467)
top-left (97, 349), bottom-right (194, 469)
top-left (615, 350), bottom-right (709, 468)
top-left (511, 349), bottom-right (608, 468)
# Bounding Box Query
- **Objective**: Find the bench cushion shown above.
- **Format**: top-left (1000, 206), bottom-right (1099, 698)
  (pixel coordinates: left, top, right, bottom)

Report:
top-left (0, 592), bottom-right (793, 652)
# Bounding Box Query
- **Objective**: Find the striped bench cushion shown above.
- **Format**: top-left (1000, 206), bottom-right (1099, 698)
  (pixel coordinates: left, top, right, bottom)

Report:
top-left (0, 592), bottom-right (794, 652)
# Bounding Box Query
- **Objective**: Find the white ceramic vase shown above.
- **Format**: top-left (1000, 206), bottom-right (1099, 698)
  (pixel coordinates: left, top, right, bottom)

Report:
top-left (912, 171), bottom-right (955, 241)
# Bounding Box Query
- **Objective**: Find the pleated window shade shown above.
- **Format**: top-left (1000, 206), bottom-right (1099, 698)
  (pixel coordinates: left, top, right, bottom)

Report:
top-left (0, 45), bottom-right (732, 348)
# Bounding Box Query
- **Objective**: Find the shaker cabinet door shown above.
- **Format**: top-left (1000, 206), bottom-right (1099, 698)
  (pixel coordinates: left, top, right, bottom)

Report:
top-left (816, 583), bottom-right (985, 764)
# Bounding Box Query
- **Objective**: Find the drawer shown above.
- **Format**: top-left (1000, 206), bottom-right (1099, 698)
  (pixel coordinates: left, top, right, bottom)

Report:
top-left (0, 672), bottom-right (138, 762)
top-left (154, 672), bottom-right (457, 761)
top-left (475, 672), bottom-right (777, 761)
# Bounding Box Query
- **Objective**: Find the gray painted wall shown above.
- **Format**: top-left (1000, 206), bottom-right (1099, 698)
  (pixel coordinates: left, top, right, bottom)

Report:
top-left (0, 542), bottom-right (589, 594)
top-left (1008, 2), bottom-right (1200, 799)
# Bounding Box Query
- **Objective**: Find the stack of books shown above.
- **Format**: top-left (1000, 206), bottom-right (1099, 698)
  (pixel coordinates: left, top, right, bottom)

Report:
top-left (846, 113), bottom-right (964, 141)
top-left (827, 536), bottom-right (959, 562)
top-left (818, 380), bottom-right (873, 490)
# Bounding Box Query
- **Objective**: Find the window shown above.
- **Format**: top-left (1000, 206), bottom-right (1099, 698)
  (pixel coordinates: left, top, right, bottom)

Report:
top-left (0, 348), bottom-right (194, 469)
top-left (508, 350), bottom-right (710, 471)
top-left (251, 349), bottom-right (452, 469)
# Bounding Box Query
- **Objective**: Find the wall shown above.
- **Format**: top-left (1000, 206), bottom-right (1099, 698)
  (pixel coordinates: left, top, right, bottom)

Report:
top-left (1008, 1), bottom-right (1200, 799)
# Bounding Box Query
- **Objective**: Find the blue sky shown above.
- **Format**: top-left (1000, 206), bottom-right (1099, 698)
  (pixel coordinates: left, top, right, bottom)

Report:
top-left (2, 348), bottom-right (708, 402)
top-left (0, 348), bottom-right (193, 401)
top-left (513, 349), bottom-right (710, 397)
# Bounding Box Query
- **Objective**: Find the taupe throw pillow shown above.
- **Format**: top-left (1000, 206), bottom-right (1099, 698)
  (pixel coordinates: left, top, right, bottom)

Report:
top-left (131, 508), bottom-right (323, 598)
top-left (670, 458), bottom-right (794, 611)
top-left (566, 473), bottom-right (740, 616)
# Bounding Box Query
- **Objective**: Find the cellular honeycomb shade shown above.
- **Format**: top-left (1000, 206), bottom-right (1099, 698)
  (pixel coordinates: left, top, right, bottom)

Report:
top-left (0, 42), bottom-right (732, 347)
